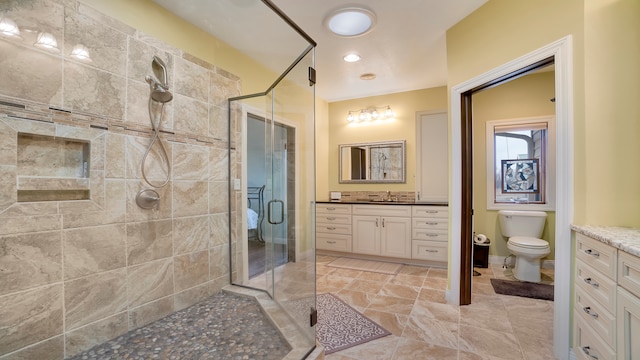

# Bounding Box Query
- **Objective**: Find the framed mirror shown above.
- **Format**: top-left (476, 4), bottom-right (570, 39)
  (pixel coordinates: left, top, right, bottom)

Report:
top-left (339, 140), bottom-right (406, 183)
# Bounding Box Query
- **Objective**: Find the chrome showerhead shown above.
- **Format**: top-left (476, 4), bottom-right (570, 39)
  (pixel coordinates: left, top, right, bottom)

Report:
top-left (145, 75), bottom-right (173, 103)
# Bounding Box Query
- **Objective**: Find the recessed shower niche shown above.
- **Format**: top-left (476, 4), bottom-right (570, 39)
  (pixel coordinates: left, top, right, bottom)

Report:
top-left (17, 133), bottom-right (90, 202)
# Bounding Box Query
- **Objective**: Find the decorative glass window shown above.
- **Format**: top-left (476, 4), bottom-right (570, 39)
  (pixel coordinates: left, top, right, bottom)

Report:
top-left (486, 117), bottom-right (555, 210)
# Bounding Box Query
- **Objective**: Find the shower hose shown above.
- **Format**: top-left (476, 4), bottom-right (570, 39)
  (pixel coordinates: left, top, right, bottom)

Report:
top-left (141, 97), bottom-right (171, 188)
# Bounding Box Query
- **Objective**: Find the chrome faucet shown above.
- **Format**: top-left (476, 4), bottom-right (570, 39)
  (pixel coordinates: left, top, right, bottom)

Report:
top-left (385, 190), bottom-right (392, 201)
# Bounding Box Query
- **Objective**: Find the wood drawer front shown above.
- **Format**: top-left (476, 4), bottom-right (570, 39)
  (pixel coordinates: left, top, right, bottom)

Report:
top-left (316, 223), bottom-right (351, 235)
top-left (316, 234), bottom-right (352, 252)
top-left (412, 228), bottom-right (448, 242)
top-left (576, 259), bottom-right (617, 312)
top-left (316, 204), bottom-right (351, 215)
top-left (618, 251), bottom-right (640, 297)
top-left (575, 287), bottom-right (616, 348)
top-left (576, 233), bottom-right (617, 280)
top-left (574, 315), bottom-right (616, 360)
top-left (412, 218), bottom-right (448, 230)
top-left (412, 240), bottom-right (448, 261)
top-left (412, 206), bottom-right (448, 218)
top-left (316, 214), bottom-right (351, 225)
top-left (352, 204), bottom-right (411, 217)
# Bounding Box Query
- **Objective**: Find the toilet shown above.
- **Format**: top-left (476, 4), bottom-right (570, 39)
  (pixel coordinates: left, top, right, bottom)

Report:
top-left (497, 210), bottom-right (550, 283)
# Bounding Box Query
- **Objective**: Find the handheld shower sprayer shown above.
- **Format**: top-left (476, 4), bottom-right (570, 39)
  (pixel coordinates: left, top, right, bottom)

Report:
top-left (140, 55), bottom-right (173, 190)
top-left (145, 56), bottom-right (173, 103)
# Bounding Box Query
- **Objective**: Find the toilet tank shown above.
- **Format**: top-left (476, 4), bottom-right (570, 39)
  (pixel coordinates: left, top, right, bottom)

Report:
top-left (498, 210), bottom-right (547, 238)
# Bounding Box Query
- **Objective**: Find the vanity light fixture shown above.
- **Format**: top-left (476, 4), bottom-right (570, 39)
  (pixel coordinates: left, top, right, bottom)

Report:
top-left (0, 16), bottom-right (22, 39)
top-left (324, 7), bottom-right (376, 37)
top-left (346, 105), bottom-right (395, 124)
top-left (33, 31), bottom-right (59, 52)
top-left (70, 44), bottom-right (92, 62)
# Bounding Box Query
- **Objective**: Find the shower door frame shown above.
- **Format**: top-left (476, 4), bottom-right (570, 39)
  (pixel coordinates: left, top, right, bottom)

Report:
top-left (240, 107), bottom-right (301, 284)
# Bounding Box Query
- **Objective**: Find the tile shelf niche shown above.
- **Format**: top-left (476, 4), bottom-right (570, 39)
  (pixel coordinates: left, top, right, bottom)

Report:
top-left (16, 133), bottom-right (90, 202)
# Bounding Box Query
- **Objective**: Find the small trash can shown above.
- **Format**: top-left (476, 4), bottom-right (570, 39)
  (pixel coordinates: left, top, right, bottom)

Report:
top-left (473, 242), bottom-right (490, 268)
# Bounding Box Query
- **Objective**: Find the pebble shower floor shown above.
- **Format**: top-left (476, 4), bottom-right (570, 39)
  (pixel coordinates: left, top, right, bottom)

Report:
top-left (69, 292), bottom-right (291, 360)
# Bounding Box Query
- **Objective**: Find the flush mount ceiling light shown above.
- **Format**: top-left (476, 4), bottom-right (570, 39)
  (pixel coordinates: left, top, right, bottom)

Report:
top-left (324, 7), bottom-right (376, 37)
top-left (343, 53), bottom-right (361, 62)
top-left (360, 73), bottom-right (376, 80)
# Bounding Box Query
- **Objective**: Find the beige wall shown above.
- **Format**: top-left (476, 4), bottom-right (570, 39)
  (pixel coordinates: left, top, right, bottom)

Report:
top-left (447, 0), bottom-right (640, 227)
top-left (473, 71), bottom-right (557, 259)
top-left (324, 87), bottom-right (447, 200)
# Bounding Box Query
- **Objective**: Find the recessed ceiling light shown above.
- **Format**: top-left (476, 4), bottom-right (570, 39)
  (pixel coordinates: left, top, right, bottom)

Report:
top-left (360, 73), bottom-right (376, 80)
top-left (324, 7), bottom-right (376, 37)
top-left (343, 53), bottom-right (361, 62)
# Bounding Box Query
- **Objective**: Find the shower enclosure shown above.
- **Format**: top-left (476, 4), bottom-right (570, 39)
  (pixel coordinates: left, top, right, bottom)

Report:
top-left (0, 0), bottom-right (316, 358)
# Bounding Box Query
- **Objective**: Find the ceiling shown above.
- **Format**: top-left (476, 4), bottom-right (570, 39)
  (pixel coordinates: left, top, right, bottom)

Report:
top-left (153, 0), bottom-right (488, 102)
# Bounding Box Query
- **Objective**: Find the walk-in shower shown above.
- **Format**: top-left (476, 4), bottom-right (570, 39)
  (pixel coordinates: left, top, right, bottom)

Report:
top-left (0, 0), bottom-right (316, 359)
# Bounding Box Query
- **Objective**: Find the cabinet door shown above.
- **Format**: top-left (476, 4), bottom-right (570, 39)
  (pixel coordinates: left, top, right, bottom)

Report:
top-left (617, 286), bottom-right (640, 360)
top-left (380, 217), bottom-right (411, 258)
top-left (352, 215), bottom-right (380, 255)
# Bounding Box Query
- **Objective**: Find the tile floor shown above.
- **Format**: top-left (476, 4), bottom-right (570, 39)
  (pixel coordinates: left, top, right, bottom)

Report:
top-left (316, 255), bottom-right (556, 360)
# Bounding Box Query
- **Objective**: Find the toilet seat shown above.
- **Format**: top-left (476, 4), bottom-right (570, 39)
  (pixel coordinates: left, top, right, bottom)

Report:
top-left (508, 236), bottom-right (549, 249)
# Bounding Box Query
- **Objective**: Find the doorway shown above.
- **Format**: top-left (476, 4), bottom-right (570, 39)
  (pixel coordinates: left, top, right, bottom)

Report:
top-left (449, 36), bottom-right (574, 359)
top-left (246, 113), bottom-right (296, 279)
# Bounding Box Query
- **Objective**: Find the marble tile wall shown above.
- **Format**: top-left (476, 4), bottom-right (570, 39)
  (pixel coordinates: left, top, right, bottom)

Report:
top-left (0, 0), bottom-right (242, 358)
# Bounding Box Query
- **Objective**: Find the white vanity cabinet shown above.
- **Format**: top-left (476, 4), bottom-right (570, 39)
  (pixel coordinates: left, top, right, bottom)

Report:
top-left (316, 204), bottom-right (352, 252)
top-left (574, 233), bottom-right (618, 360)
top-left (572, 231), bottom-right (640, 360)
top-left (411, 206), bottom-right (449, 262)
top-left (352, 204), bottom-right (412, 259)
top-left (617, 251), bottom-right (640, 360)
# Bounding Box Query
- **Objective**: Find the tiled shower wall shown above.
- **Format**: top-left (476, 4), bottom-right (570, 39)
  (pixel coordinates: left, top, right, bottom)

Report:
top-left (0, 0), bottom-right (242, 358)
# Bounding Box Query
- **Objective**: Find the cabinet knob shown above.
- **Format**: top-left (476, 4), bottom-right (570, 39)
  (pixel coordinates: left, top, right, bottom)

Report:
top-left (327, 240), bottom-right (336, 244)
top-left (326, 217), bottom-right (336, 220)
top-left (326, 227), bottom-right (336, 230)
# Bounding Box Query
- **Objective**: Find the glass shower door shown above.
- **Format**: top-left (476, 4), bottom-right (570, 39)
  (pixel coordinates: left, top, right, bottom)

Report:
top-left (229, 45), bottom-right (316, 355)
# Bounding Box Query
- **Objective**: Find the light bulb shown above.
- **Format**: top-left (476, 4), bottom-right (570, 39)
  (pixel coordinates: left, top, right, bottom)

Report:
top-left (384, 106), bottom-right (394, 118)
top-left (347, 111), bottom-right (354, 122)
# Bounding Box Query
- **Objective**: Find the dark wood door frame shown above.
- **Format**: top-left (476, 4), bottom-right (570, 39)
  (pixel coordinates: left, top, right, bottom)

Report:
top-left (458, 57), bottom-right (555, 305)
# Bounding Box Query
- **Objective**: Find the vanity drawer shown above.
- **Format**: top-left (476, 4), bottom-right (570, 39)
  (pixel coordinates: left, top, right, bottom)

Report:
top-left (412, 206), bottom-right (448, 218)
top-left (316, 223), bottom-right (351, 235)
top-left (574, 315), bottom-right (616, 360)
top-left (352, 204), bottom-right (411, 217)
top-left (316, 213), bottom-right (351, 225)
top-left (412, 228), bottom-right (448, 242)
top-left (618, 251), bottom-right (640, 297)
top-left (576, 259), bottom-right (617, 312)
top-left (575, 286), bottom-right (616, 348)
top-left (316, 234), bottom-right (352, 252)
top-left (576, 233), bottom-right (617, 280)
top-left (412, 240), bottom-right (448, 261)
top-left (316, 204), bottom-right (351, 215)
top-left (412, 218), bottom-right (448, 230)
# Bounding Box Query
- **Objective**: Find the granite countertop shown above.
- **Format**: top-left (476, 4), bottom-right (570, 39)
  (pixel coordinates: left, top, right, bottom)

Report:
top-left (316, 200), bottom-right (448, 206)
top-left (571, 225), bottom-right (640, 258)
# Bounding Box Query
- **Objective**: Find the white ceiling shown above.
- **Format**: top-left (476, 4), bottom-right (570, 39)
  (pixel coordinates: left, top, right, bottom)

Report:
top-left (272, 0), bottom-right (487, 101)
top-left (153, 0), bottom-right (488, 102)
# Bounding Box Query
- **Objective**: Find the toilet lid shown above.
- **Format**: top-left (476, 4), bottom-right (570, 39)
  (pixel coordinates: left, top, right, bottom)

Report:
top-left (509, 236), bottom-right (549, 249)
